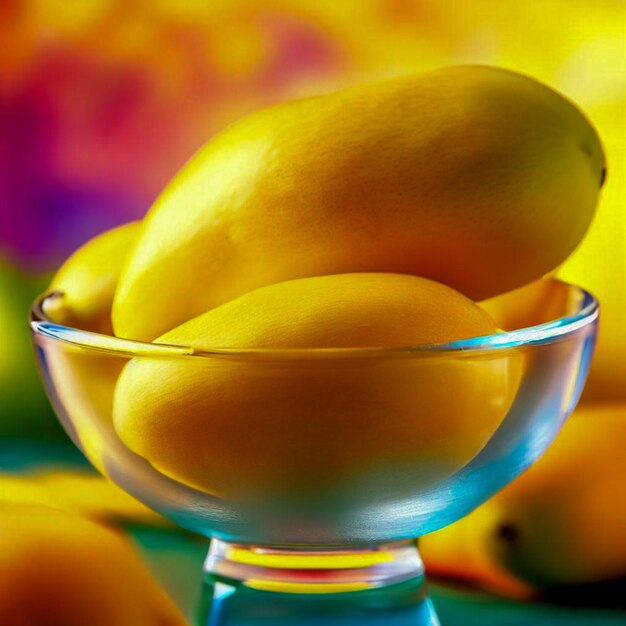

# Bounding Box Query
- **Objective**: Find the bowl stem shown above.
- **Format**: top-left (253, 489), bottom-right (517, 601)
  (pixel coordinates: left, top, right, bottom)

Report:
top-left (198, 539), bottom-right (440, 625)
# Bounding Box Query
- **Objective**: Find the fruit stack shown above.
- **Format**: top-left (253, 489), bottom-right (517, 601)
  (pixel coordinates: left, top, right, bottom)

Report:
top-left (46, 66), bottom-right (610, 557)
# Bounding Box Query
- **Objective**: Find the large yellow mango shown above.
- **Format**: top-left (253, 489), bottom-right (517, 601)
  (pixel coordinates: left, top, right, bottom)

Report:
top-left (114, 273), bottom-right (519, 499)
top-left (112, 66), bottom-right (605, 341)
top-left (559, 98), bottom-right (626, 402)
top-left (0, 504), bottom-right (185, 626)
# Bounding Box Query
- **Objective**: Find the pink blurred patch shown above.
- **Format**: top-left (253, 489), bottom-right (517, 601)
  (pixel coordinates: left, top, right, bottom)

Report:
top-left (257, 11), bottom-right (346, 90)
top-left (0, 7), bottom-right (348, 272)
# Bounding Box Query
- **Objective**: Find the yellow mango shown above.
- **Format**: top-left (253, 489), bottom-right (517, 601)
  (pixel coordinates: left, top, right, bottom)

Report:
top-left (41, 223), bottom-right (140, 470)
top-left (559, 99), bottom-right (626, 402)
top-left (421, 404), bottom-right (626, 588)
top-left (112, 66), bottom-right (605, 341)
top-left (479, 278), bottom-right (572, 332)
top-left (0, 504), bottom-right (186, 626)
top-left (45, 221), bottom-right (140, 334)
top-left (0, 470), bottom-right (165, 526)
top-left (418, 504), bottom-right (533, 599)
top-left (43, 348), bottom-right (126, 474)
top-left (114, 273), bottom-right (519, 499)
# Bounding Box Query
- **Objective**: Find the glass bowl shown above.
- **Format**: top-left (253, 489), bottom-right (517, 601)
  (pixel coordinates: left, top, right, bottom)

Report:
top-left (30, 278), bottom-right (598, 623)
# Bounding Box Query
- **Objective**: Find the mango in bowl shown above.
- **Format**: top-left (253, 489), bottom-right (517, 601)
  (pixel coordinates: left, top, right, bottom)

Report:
top-left (113, 273), bottom-right (519, 499)
top-left (112, 66), bottom-right (605, 341)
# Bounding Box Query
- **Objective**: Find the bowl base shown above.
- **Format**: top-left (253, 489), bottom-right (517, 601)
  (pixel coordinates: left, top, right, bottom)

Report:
top-left (199, 539), bottom-right (440, 625)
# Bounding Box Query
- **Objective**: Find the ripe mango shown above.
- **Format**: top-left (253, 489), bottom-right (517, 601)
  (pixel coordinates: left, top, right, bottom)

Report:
top-left (45, 221), bottom-right (140, 334)
top-left (559, 98), bottom-right (626, 402)
top-left (113, 273), bottom-right (520, 499)
top-left (480, 278), bottom-right (572, 332)
top-left (112, 65), bottom-right (605, 341)
top-left (42, 223), bottom-right (140, 470)
top-left (0, 504), bottom-right (185, 626)
top-left (42, 346), bottom-right (124, 474)
top-left (421, 404), bottom-right (626, 588)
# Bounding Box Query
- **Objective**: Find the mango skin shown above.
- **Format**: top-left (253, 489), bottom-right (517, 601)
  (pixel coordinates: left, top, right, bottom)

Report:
top-left (46, 221), bottom-right (140, 335)
top-left (112, 65), bottom-right (605, 341)
top-left (114, 273), bottom-right (519, 499)
top-left (479, 278), bottom-right (572, 332)
top-left (421, 404), bottom-right (626, 589)
top-left (42, 222), bottom-right (140, 470)
top-left (0, 504), bottom-right (185, 626)
top-left (559, 99), bottom-right (626, 403)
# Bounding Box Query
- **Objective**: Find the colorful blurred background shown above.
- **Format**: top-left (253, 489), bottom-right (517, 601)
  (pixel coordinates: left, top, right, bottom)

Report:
top-left (1, 1), bottom-right (624, 624)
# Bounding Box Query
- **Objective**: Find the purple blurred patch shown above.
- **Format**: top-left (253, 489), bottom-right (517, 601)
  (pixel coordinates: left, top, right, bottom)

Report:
top-left (0, 8), bottom-right (348, 274)
top-left (0, 59), bottom-right (149, 272)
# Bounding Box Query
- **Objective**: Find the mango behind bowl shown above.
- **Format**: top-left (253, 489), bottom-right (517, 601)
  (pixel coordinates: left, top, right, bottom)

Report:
top-left (489, 404), bottom-right (626, 587)
top-left (421, 404), bottom-right (626, 589)
top-left (113, 273), bottom-right (520, 500)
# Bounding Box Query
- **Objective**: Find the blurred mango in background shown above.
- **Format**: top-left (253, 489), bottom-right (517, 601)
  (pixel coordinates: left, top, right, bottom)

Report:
top-left (0, 503), bottom-right (186, 625)
top-left (0, 468), bottom-right (166, 525)
top-left (421, 405), bottom-right (626, 593)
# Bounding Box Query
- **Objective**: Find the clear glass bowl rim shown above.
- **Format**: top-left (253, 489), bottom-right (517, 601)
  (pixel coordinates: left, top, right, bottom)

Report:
top-left (30, 279), bottom-right (598, 361)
